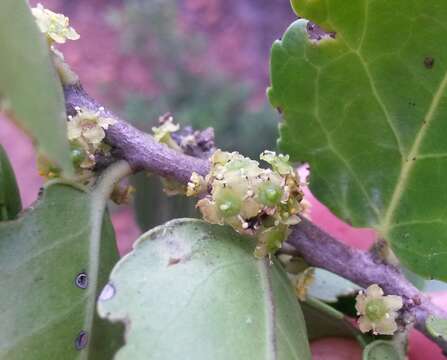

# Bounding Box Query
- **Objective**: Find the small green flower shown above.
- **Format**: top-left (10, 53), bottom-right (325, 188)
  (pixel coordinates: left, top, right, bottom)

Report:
top-left (67, 108), bottom-right (116, 170)
top-left (186, 172), bottom-right (206, 197)
top-left (152, 115), bottom-right (181, 151)
top-left (257, 181), bottom-right (283, 207)
top-left (214, 187), bottom-right (242, 218)
top-left (191, 149), bottom-right (305, 256)
top-left (355, 284), bottom-right (403, 335)
top-left (260, 150), bottom-right (294, 176)
top-left (32, 4), bottom-right (80, 44)
top-left (70, 147), bottom-right (85, 168)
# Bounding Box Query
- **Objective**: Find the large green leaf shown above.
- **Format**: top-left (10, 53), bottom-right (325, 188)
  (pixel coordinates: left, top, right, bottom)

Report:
top-left (98, 219), bottom-right (311, 360)
top-left (0, 162), bottom-right (130, 358)
top-left (269, 2), bottom-right (447, 279)
top-left (0, 0), bottom-right (72, 175)
top-left (0, 145), bottom-right (21, 221)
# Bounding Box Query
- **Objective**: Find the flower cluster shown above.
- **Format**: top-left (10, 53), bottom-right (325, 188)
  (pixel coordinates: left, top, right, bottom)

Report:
top-left (151, 115), bottom-right (189, 195)
top-left (67, 108), bottom-right (116, 171)
top-left (355, 284), bottom-right (403, 335)
top-left (32, 4), bottom-right (80, 44)
top-left (37, 108), bottom-right (116, 180)
top-left (188, 150), bottom-right (305, 257)
top-left (152, 115), bottom-right (181, 151)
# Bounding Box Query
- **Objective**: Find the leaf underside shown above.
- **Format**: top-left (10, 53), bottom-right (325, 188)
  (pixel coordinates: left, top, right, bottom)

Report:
top-left (98, 219), bottom-right (311, 360)
top-left (269, 0), bottom-right (447, 280)
top-left (0, 0), bottom-right (72, 175)
top-left (426, 315), bottom-right (447, 341)
top-left (0, 183), bottom-right (122, 359)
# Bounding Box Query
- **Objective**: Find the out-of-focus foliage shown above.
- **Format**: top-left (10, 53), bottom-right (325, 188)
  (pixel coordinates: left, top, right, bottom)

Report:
top-left (107, 0), bottom-right (278, 231)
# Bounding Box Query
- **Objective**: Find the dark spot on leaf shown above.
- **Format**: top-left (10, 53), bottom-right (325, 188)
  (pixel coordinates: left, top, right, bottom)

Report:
top-left (412, 157), bottom-right (416, 161)
top-left (424, 57), bottom-right (435, 69)
top-left (408, 100), bottom-right (416, 107)
top-left (276, 107), bottom-right (282, 114)
top-left (306, 22), bottom-right (336, 41)
top-left (99, 283), bottom-right (115, 301)
top-left (168, 257), bottom-right (181, 266)
top-left (75, 331), bottom-right (88, 350)
top-left (75, 272), bottom-right (88, 289)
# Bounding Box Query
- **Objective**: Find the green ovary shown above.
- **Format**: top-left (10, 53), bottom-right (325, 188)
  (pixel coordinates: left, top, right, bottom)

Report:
top-left (365, 299), bottom-right (387, 321)
top-left (257, 182), bottom-right (283, 206)
top-left (215, 188), bottom-right (242, 218)
top-left (70, 148), bottom-right (85, 168)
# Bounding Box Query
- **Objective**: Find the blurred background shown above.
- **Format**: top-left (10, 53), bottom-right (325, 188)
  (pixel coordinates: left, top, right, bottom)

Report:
top-left (0, 0), bottom-right (295, 253)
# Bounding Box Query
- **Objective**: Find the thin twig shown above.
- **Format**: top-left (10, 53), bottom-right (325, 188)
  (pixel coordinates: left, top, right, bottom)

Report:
top-left (64, 83), bottom-right (447, 353)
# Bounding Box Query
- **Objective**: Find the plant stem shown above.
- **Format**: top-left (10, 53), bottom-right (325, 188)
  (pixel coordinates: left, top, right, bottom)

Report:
top-left (289, 217), bottom-right (447, 352)
top-left (64, 83), bottom-right (447, 353)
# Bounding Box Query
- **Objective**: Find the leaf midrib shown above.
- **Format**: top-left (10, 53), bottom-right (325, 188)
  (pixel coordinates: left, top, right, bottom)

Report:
top-left (80, 161), bottom-right (130, 360)
top-left (379, 69), bottom-right (447, 235)
top-left (258, 258), bottom-right (277, 360)
top-left (337, 23), bottom-right (447, 235)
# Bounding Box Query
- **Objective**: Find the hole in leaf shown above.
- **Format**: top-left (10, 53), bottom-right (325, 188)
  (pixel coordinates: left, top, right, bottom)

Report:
top-left (75, 272), bottom-right (88, 289)
top-left (99, 282), bottom-right (116, 301)
top-left (306, 22), bottom-right (336, 41)
top-left (424, 56), bottom-right (435, 69)
top-left (75, 331), bottom-right (88, 350)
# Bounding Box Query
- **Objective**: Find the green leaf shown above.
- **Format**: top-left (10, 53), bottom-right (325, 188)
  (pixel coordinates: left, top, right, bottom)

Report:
top-left (301, 297), bottom-right (368, 346)
top-left (0, 171), bottom-right (126, 358)
top-left (362, 340), bottom-right (403, 360)
top-left (426, 315), bottom-right (447, 341)
top-left (308, 268), bottom-right (360, 303)
top-left (98, 219), bottom-right (311, 360)
top-left (0, 145), bottom-right (21, 220)
top-left (269, 2), bottom-right (447, 279)
top-left (0, 0), bottom-right (72, 175)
